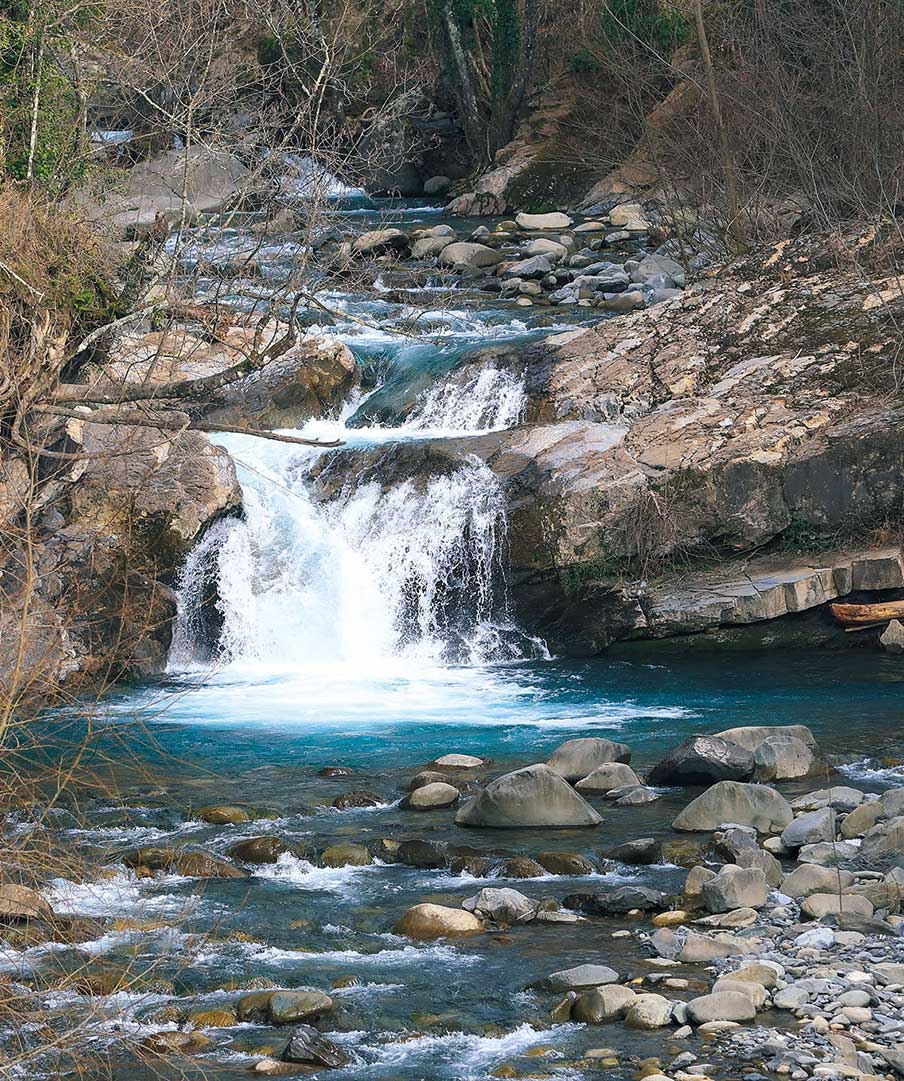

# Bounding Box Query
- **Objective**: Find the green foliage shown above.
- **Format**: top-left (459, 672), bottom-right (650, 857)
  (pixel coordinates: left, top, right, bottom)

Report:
top-left (600, 0), bottom-right (690, 53)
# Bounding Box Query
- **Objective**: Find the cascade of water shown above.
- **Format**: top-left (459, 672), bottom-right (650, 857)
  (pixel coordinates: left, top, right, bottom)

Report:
top-left (406, 366), bottom-right (526, 432)
top-left (169, 432), bottom-right (523, 672)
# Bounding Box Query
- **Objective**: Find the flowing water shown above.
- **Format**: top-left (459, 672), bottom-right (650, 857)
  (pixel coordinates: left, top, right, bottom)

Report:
top-left (15, 187), bottom-right (904, 1080)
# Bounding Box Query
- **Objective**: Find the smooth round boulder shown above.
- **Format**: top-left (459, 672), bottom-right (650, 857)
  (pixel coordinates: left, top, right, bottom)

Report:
top-left (319, 843), bottom-right (372, 867)
top-left (604, 838), bottom-right (661, 865)
top-left (536, 851), bottom-right (595, 875)
top-left (624, 993), bottom-right (672, 1029)
top-left (400, 782), bottom-right (460, 810)
top-left (352, 228), bottom-right (409, 256)
top-left (687, 990), bottom-right (757, 1024)
top-left (393, 903), bottom-right (482, 940)
top-left (268, 990), bottom-right (333, 1025)
top-left (538, 963), bottom-right (620, 992)
top-left (647, 736), bottom-right (754, 786)
top-left (455, 764), bottom-right (602, 829)
top-left (672, 781), bottom-right (793, 833)
top-left (199, 805), bottom-right (251, 825)
top-left (432, 753), bottom-right (485, 769)
top-left (439, 242), bottom-right (504, 268)
top-left (575, 763), bottom-right (640, 794)
top-left (714, 724), bottom-right (817, 751)
top-left (781, 863), bottom-right (855, 898)
top-left (227, 836), bottom-right (292, 864)
top-left (515, 210), bottom-right (572, 230)
top-left (753, 734), bottom-right (816, 781)
top-left (545, 738), bottom-right (631, 783)
top-left (572, 984), bottom-right (637, 1023)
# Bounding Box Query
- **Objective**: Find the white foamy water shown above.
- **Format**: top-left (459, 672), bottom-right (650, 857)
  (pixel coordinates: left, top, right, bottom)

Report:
top-left (407, 366), bottom-right (526, 432)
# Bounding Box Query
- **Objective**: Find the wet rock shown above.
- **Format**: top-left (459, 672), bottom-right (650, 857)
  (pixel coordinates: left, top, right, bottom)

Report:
top-left (394, 903), bottom-right (483, 940)
top-left (462, 887), bottom-right (538, 924)
top-left (714, 724), bottom-right (817, 753)
top-left (781, 808), bottom-right (836, 849)
top-left (319, 843), bottom-right (372, 867)
top-left (400, 782), bottom-right (460, 810)
top-left (141, 1031), bottom-right (210, 1054)
top-left (406, 770), bottom-right (450, 790)
top-left (268, 990), bottom-right (333, 1024)
top-left (227, 836), bottom-right (293, 864)
top-left (538, 963), bottom-right (620, 992)
top-left (702, 866), bottom-right (769, 913)
top-left (423, 175), bottom-right (451, 196)
top-left (123, 847), bottom-right (245, 878)
top-left (687, 991), bottom-right (756, 1024)
top-left (613, 785), bottom-right (660, 806)
top-left (662, 840), bottom-right (709, 868)
top-left (352, 228), bottom-right (410, 256)
top-left (498, 856), bottom-right (546, 878)
top-left (199, 805), bottom-right (250, 825)
top-left (880, 619), bottom-right (904, 652)
top-left (282, 1025), bottom-right (349, 1068)
top-left (672, 781), bottom-right (793, 833)
top-left (575, 763), bottom-right (641, 794)
top-left (647, 736), bottom-right (754, 786)
top-left (515, 211), bottom-right (572, 230)
top-left (318, 766), bottom-right (353, 778)
top-left (545, 737), bottom-right (632, 782)
top-left (624, 993), bottom-right (673, 1029)
top-left (332, 791), bottom-right (383, 810)
top-left (536, 851), bottom-right (595, 875)
top-left (439, 242), bottom-right (504, 269)
top-left (565, 885), bottom-right (666, 915)
top-left (605, 838), bottom-right (661, 865)
top-left (396, 839), bottom-right (449, 868)
top-left (572, 984), bottom-right (638, 1023)
top-left (753, 734), bottom-right (816, 781)
top-left (455, 764), bottom-right (602, 828)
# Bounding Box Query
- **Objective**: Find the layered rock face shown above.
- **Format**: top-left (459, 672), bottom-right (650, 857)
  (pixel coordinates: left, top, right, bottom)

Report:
top-left (315, 227), bottom-right (904, 653)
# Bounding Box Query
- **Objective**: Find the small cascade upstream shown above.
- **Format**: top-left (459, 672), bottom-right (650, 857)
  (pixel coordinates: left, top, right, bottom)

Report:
top-left (169, 368), bottom-right (535, 676)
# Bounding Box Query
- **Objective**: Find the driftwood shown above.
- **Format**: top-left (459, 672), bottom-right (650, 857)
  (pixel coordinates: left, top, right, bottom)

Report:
top-left (830, 600), bottom-right (904, 627)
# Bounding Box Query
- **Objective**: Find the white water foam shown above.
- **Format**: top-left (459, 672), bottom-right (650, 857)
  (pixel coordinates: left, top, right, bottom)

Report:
top-left (407, 366), bottom-right (526, 432)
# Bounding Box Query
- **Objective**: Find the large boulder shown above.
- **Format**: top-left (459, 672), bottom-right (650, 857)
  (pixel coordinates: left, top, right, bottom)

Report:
top-left (572, 984), bottom-right (637, 1023)
top-left (575, 763), bottom-right (641, 794)
top-left (545, 738), bottom-right (631, 782)
top-left (860, 816), bottom-right (904, 861)
top-left (564, 885), bottom-right (666, 915)
top-left (268, 990), bottom-right (333, 1025)
top-left (538, 963), bottom-right (620, 992)
top-left (455, 764), bottom-right (602, 828)
top-left (462, 888), bottom-right (537, 924)
top-left (624, 993), bottom-right (672, 1029)
top-left (393, 904), bottom-right (483, 940)
top-left (672, 781), bottom-right (793, 833)
top-left (781, 808), bottom-right (836, 849)
top-left (515, 211), bottom-right (572, 230)
top-left (781, 863), bottom-right (855, 898)
top-left (352, 228), bottom-right (410, 256)
top-left (687, 990), bottom-right (757, 1024)
top-left (439, 242), bottom-right (505, 268)
top-left (702, 866), bottom-right (769, 913)
top-left (647, 736), bottom-right (754, 786)
top-left (0, 884), bottom-right (54, 922)
top-left (714, 725), bottom-right (817, 752)
top-left (753, 734), bottom-right (817, 781)
top-left (282, 1025), bottom-right (349, 1068)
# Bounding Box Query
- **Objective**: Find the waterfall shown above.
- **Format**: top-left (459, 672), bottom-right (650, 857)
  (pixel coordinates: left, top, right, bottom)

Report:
top-left (169, 436), bottom-right (523, 672)
top-left (406, 367), bottom-right (526, 433)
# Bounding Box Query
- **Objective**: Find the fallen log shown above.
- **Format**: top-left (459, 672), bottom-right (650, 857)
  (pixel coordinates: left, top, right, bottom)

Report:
top-left (830, 600), bottom-right (904, 626)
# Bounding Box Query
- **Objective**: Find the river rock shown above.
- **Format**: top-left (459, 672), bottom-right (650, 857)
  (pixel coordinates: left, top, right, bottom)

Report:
top-left (861, 815), bottom-right (904, 861)
top-left (684, 866), bottom-right (716, 901)
top-left (502, 255), bottom-right (553, 279)
top-left (624, 993), bottom-right (672, 1029)
top-left (123, 847), bottom-right (245, 878)
top-left (546, 738), bottom-right (631, 782)
top-left (781, 808), bottom-right (836, 849)
top-left (798, 840), bottom-right (859, 865)
top-left (576, 763), bottom-right (641, 793)
top-left (268, 990), bottom-right (333, 1024)
top-left (605, 838), bottom-right (661, 865)
top-left (400, 782), bottom-right (460, 810)
top-left (227, 836), bottom-right (293, 864)
top-left (647, 736), bottom-right (754, 786)
top-left (412, 236), bottom-right (453, 259)
top-left (687, 990), bottom-right (757, 1024)
top-left (407, 770), bottom-right (449, 790)
top-left (282, 1025), bottom-right (349, 1068)
top-left (702, 866), bottom-right (768, 913)
top-left (714, 724), bottom-right (817, 752)
top-left (499, 856), bottom-right (545, 878)
top-left (781, 864), bottom-right (855, 898)
top-left (536, 851), bottom-right (595, 875)
top-left (199, 805), bottom-right (250, 824)
top-left (630, 254), bottom-right (686, 288)
top-left (332, 791), bottom-right (383, 809)
top-left (792, 786), bottom-right (865, 812)
top-left (455, 764), bottom-right (602, 828)
top-left (539, 963), bottom-right (620, 992)
top-left (733, 846), bottom-right (784, 887)
top-left (725, 962), bottom-right (783, 988)
top-left (800, 893), bottom-right (874, 919)
top-left (613, 785), bottom-right (659, 805)
top-left (880, 619), bottom-right (904, 652)
top-left (565, 885), bottom-right (666, 915)
top-left (711, 977), bottom-right (767, 1007)
top-left (572, 984), bottom-right (637, 1023)
top-left (423, 175), bottom-right (451, 195)
top-left (462, 888), bottom-right (537, 924)
top-left (608, 203), bottom-right (650, 230)
top-left (0, 884), bottom-right (54, 922)
top-left (672, 781), bottom-right (793, 833)
top-left (396, 839), bottom-right (449, 868)
top-left (439, 242), bottom-right (505, 268)
top-left (753, 734), bottom-right (816, 780)
top-left (353, 228), bottom-right (410, 256)
top-left (515, 211), bottom-right (572, 230)
top-left (319, 843), bottom-right (372, 867)
top-left (394, 904), bottom-right (483, 939)
top-left (432, 753), bottom-right (485, 769)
